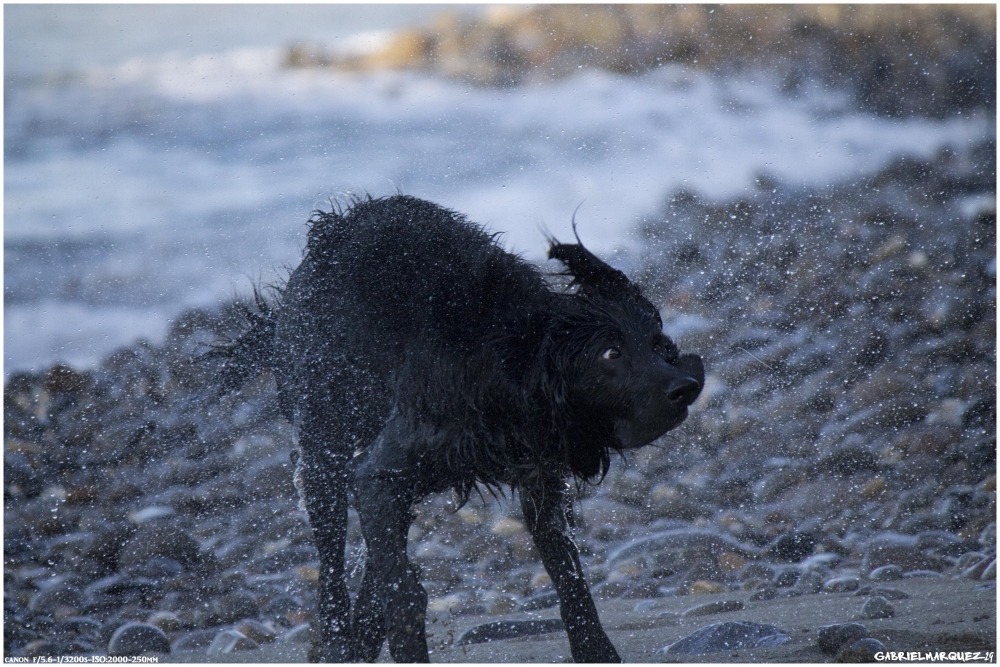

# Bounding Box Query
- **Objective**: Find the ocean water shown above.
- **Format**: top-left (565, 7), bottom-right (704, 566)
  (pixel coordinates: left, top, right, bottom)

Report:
top-left (4, 6), bottom-right (994, 376)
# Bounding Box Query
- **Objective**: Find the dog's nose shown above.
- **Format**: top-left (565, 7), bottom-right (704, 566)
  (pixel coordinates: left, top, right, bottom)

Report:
top-left (666, 376), bottom-right (701, 406)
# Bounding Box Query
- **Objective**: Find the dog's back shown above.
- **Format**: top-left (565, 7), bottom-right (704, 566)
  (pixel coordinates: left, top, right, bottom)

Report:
top-left (259, 196), bottom-right (548, 451)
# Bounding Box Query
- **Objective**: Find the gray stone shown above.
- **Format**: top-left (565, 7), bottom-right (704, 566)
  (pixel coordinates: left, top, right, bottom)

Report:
top-left (823, 576), bottom-right (860, 593)
top-left (28, 586), bottom-right (85, 615)
top-left (861, 595), bottom-right (895, 619)
top-left (836, 637), bottom-right (886, 662)
top-left (213, 591), bottom-right (259, 623)
top-left (902, 569), bottom-right (943, 578)
top-left (661, 621), bottom-right (790, 654)
top-left (682, 599), bottom-right (746, 617)
top-left (278, 623), bottom-right (313, 644)
top-left (171, 630), bottom-right (219, 652)
top-left (749, 588), bottom-right (778, 602)
top-left (868, 564), bottom-right (903, 581)
top-left (796, 570), bottom-right (826, 594)
top-left (117, 525), bottom-right (200, 570)
top-left (108, 622), bottom-right (171, 656)
top-left (862, 534), bottom-right (948, 572)
top-left (855, 586), bottom-right (909, 601)
top-left (457, 619), bottom-right (565, 645)
top-left (818, 623), bottom-right (870, 654)
top-left (235, 619), bottom-right (277, 644)
top-left (207, 630), bottom-right (260, 656)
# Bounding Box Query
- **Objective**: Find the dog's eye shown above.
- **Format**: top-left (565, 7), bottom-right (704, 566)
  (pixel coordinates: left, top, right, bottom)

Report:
top-left (601, 347), bottom-right (621, 360)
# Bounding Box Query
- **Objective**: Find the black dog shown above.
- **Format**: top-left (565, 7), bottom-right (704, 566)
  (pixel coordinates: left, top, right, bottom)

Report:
top-left (216, 195), bottom-right (703, 662)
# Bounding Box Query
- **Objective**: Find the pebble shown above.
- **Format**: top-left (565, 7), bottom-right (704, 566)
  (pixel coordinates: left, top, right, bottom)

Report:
top-left (773, 569), bottom-right (800, 588)
top-left (749, 588), bottom-right (778, 602)
top-left (4, 143), bottom-right (995, 658)
top-left (868, 564), bottom-right (903, 581)
top-left (107, 622), bottom-right (171, 656)
top-left (213, 591), bottom-right (259, 623)
top-left (818, 623), bottom-right (870, 654)
top-left (796, 570), bottom-right (825, 594)
top-left (902, 570), bottom-right (943, 579)
top-left (207, 630), bottom-right (260, 656)
top-left (171, 630), bottom-right (219, 652)
top-left (28, 587), bottom-right (84, 615)
top-left (457, 619), bottom-right (565, 645)
top-left (278, 623), bottom-right (313, 644)
top-left (661, 621), bottom-right (790, 654)
top-left (519, 591), bottom-right (559, 611)
top-left (146, 611), bottom-right (182, 633)
top-left (117, 525), bottom-right (201, 570)
top-left (861, 595), bottom-right (895, 619)
top-left (855, 587), bottom-right (909, 601)
top-left (682, 600), bottom-right (745, 617)
top-left (823, 576), bottom-right (860, 593)
top-left (687, 580), bottom-right (726, 595)
top-left (836, 637), bottom-right (887, 662)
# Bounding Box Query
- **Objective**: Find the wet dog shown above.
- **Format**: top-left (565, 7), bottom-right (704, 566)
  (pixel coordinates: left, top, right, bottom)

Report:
top-left (216, 195), bottom-right (703, 662)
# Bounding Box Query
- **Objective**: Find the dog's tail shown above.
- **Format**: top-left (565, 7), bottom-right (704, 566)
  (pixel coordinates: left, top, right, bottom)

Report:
top-left (207, 287), bottom-right (278, 394)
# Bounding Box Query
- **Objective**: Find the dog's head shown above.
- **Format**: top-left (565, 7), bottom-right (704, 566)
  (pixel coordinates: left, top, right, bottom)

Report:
top-left (548, 239), bottom-right (704, 476)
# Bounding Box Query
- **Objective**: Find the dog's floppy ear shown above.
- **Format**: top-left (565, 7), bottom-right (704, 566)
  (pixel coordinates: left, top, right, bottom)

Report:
top-left (548, 240), bottom-right (645, 303)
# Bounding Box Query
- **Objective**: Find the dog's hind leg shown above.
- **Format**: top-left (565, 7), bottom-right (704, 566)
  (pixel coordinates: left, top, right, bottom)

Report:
top-left (351, 559), bottom-right (386, 661)
top-left (351, 417), bottom-right (429, 663)
top-left (298, 416), bottom-right (355, 663)
top-left (521, 477), bottom-right (621, 663)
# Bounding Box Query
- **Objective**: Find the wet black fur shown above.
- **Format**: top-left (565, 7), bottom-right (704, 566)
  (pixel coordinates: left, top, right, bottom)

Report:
top-left (215, 195), bottom-right (703, 662)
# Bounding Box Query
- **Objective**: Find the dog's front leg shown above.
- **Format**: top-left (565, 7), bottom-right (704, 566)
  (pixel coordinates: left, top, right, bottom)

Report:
top-left (520, 478), bottom-right (621, 663)
top-left (351, 425), bottom-right (429, 663)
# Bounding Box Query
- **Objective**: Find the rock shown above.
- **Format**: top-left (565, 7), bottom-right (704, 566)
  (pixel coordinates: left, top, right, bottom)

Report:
top-left (235, 619), bottom-right (278, 644)
top-left (818, 623), bottom-right (870, 654)
top-left (243, 454), bottom-right (297, 500)
top-left (146, 611), bottom-right (182, 633)
top-left (855, 587), bottom-right (909, 601)
top-left (823, 576), bottom-right (860, 593)
top-left (768, 531), bottom-right (818, 562)
top-left (687, 580), bottom-right (726, 595)
top-left (836, 637), bottom-right (886, 662)
top-left (23, 640), bottom-right (62, 658)
top-left (278, 623), bottom-right (313, 644)
top-left (117, 525), bottom-right (201, 570)
top-left (796, 570), bottom-right (826, 594)
top-left (979, 523), bottom-right (996, 547)
top-left (961, 557), bottom-right (993, 579)
top-left (955, 552), bottom-right (987, 571)
top-left (818, 444), bottom-right (879, 476)
top-left (773, 569), bottom-right (800, 588)
top-left (749, 588), bottom-right (778, 602)
top-left (902, 570), bottom-right (943, 578)
top-left (108, 622), bottom-right (171, 656)
top-left (28, 587), bottom-right (84, 615)
top-left (868, 564), bottom-right (903, 581)
top-left (171, 630), bottom-right (219, 652)
top-left (213, 591), bottom-right (260, 623)
top-left (606, 528), bottom-right (760, 569)
top-left (520, 590), bottom-right (559, 611)
top-left (661, 621), bottom-right (791, 654)
top-left (457, 619), bottom-right (565, 645)
top-left (861, 595), bottom-right (895, 619)
top-left (207, 630), bottom-right (260, 656)
top-left (682, 600), bottom-right (745, 617)
top-left (981, 558), bottom-right (996, 580)
top-left (862, 534), bottom-right (949, 572)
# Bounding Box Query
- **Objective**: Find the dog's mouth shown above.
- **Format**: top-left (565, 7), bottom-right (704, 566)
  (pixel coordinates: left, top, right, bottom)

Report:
top-left (613, 407), bottom-right (689, 449)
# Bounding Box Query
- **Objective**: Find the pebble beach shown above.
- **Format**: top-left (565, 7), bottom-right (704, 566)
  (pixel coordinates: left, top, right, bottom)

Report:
top-left (4, 4), bottom-right (996, 662)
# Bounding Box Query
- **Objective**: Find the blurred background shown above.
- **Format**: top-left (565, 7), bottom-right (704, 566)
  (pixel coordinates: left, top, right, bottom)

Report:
top-left (4, 5), bottom-right (996, 661)
top-left (5, 4), bottom-right (994, 375)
